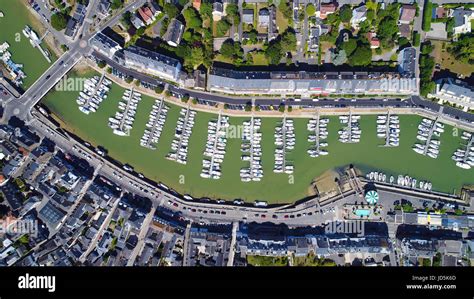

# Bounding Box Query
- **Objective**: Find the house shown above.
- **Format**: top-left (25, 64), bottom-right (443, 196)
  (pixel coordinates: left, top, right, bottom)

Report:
top-left (130, 14), bottom-right (145, 29)
top-left (64, 18), bottom-right (78, 38)
top-left (433, 6), bottom-right (447, 19)
top-left (258, 8), bottom-right (270, 27)
top-left (242, 9), bottom-right (254, 24)
top-left (399, 4), bottom-right (416, 24)
top-left (429, 78), bottom-right (474, 111)
top-left (367, 32), bottom-right (380, 49)
top-left (149, 1), bottom-right (162, 17)
top-left (397, 47), bottom-right (416, 78)
top-left (319, 2), bottom-right (337, 19)
top-left (163, 19), bottom-right (184, 47)
top-left (212, 2), bottom-right (224, 21)
top-left (193, 0), bottom-right (201, 11)
top-left (452, 9), bottom-right (474, 36)
top-left (399, 23), bottom-right (411, 38)
top-left (90, 32), bottom-right (122, 57)
top-left (350, 6), bottom-right (367, 29)
top-left (97, 0), bottom-right (111, 18)
top-left (137, 6), bottom-right (155, 25)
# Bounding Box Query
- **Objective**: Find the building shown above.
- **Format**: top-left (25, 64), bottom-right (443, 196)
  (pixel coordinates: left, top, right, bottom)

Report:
top-left (163, 19), bottom-right (184, 47)
top-left (397, 47), bottom-right (416, 78)
top-left (258, 8), bottom-right (270, 27)
top-left (399, 4), bottom-right (416, 24)
top-left (452, 9), bottom-right (474, 36)
top-left (90, 32), bottom-right (122, 57)
top-left (242, 9), bottom-right (254, 24)
top-left (97, 0), bottom-right (111, 19)
top-left (208, 67), bottom-right (418, 96)
top-left (130, 14), bottom-right (145, 29)
top-left (319, 2), bottom-right (337, 19)
top-left (212, 2), bottom-right (224, 21)
top-left (429, 78), bottom-right (474, 111)
top-left (137, 6), bottom-right (155, 25)
top-left (367, 32), bottom-right (380, 49)
top-left (350, 6), bottom-right (367, 29)
top-left (120, 46), bottom-right (182, 82)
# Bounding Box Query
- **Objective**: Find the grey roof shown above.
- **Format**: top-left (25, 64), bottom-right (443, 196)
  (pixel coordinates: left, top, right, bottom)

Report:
top-left (121, 45), bottom-right (182, 81)
top-left (453, 9), bottom-right (474, 27)
top-left (90, 32), bottom-right (122, 57)
top-left (242, 9), bottom-right (254, 24)
top-left (163, 19), bottom-right (184, 47)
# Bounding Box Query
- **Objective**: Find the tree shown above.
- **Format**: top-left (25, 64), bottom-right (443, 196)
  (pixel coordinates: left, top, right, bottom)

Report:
top-left (306, 4), bottom-right (316, 16)
top-left (155, 84), bottom-right (164, 94)
top-left (164, 3), bottom-right (179, 19)
top-left (278, 1), bottom-right (292, 20)
top-left (185, 47), bottom-right (204, 69)
top-left (183, 7), bottom-right (202, 30)
top-left (377, 16), bottom-right (399, 48)
top-left (422, 0), bottom-right (432, 32)
top-left (200, 3), bottom-right (213, 19)
top-left (340, 38), bottom-right (357, 56)
top-left (97, 60), bottom-right (106, 68)
top-left (339, 5), bottom-right (352, 23)
top-left (412, 31), bottom-right (421, 47)
top-left (281, 30), bottom-right (297, 52)
top-left (51, 13), bottom-right (67, 31)
top-left (448, 34), bottom-right (474, 64)
top-left (216, 20), bottom-right (231, 37)
top-left (220, 40), bottom-right (235, 58)
top-left (349, 43), bottom-right (372, 66)
top-left (110, 0), bottom-right (123, 10)
top-left (265, 40), bottom-right (283, 65)
top-left (226, 4), bottom-right (240, 24)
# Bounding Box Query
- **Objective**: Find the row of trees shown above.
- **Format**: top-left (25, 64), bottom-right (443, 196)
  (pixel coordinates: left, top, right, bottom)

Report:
top-left (419, 41), bottom-right (436, 96)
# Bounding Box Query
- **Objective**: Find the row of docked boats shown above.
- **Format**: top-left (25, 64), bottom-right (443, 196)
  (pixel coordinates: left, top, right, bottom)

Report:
top-left (77, 76), bottom-right (111, 115)
top-left (338, 115), bottom-right (361, 143)
top-left (240, 118), bottom-right (263, 182)
top-left (108, 89), bottom-right (141, 136)
top-left (274, 118), bottom-right (295, 174)
top-left (307, 117), bottom-right (329, 157)
top-left (376, 114), bottom-right (400, 147)
top-left (366, 171), bottom-right (432, 191)
top-left (140, 99), bottom-right (169, 149)
top-left (166, 108), bottom-right (196, 165)
top-left (201, 115), bottom-right (229, 179)
top-left (413, 118), bottom-right (443, 159)
top-left (452, 132), bottom-right (474, 169)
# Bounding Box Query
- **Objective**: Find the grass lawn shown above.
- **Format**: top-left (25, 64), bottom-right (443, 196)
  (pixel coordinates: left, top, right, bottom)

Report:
top-left (42, 72), bottom-right (474, 204)
top-left (0, 0), bottom-right (56, 89)
top-left (247, 255), bottom-right (288, 266)
top-left (275, 8), bottom-right (289, 33)
top-left (432, 40), bottom-right (474, 78)
top-left (251, 52), bottom-right (268, 65)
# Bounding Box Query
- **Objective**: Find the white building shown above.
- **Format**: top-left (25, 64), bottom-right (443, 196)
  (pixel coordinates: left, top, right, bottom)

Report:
top-left (429, 78), bottom-right (474, 111)
top-left (452, 9), bottom-right (474, 36)
top-left (350, 6), bottom-right (367, 29)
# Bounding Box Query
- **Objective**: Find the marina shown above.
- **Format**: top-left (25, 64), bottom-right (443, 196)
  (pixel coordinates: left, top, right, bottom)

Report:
top-left (376, 112), bottom-right (400, 147)
top-left (338, 113), bottom-right (361, 143)
top-left (452, 132), bottom-right (474, 170)
top-left (140, 98), bottom-right (169, 149)
top-left (273, 117), bottom-right (295, 174)
top-left (200, 112), bottom-right (229, 179)
top-left (108, 88), bottom-right (142, 136)
top-left (240, 117), bottom-right (263, 182)
top-left (166, 107), bottom-right (196, 164)
top-left (22, 25), bottom-right (51, 63)
top-left (412, 117), bottom-right (443, 159)
top-left (77, 74), bottom-right (111, 115)
top-left (307, 114), bottom-right (329, 158)
top-left (42, 73), bottom-right (474, 203)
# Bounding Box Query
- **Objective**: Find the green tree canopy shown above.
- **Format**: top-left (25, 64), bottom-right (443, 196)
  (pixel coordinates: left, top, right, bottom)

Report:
top-left (51, 13), bottom-right (68, 31)
top-left (339, 5), bottom-right (352, 23)
top-left (183, 7), bottom-right (202, 29)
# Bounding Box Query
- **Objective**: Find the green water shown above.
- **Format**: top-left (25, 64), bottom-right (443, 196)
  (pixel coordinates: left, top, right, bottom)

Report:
top-left (42, 72), bottom-right (474, 203)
